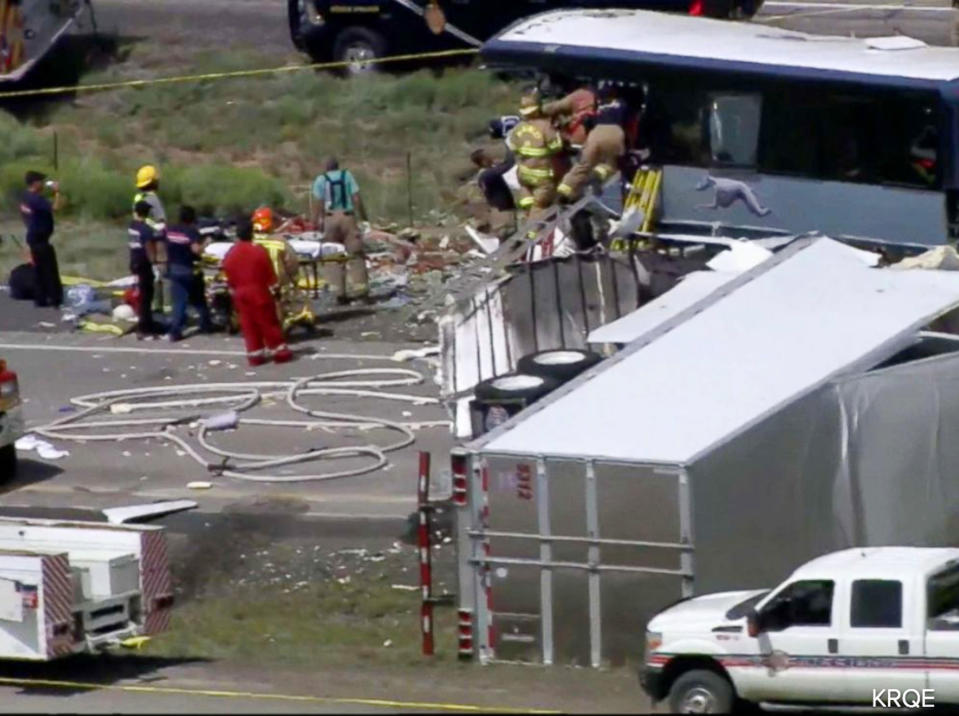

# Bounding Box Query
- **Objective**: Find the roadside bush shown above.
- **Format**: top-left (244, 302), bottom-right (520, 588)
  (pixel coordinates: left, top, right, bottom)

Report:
top-left (0, 111), bottom-right (45, 163)
top-left (167, 164), bottom-right (290, 217)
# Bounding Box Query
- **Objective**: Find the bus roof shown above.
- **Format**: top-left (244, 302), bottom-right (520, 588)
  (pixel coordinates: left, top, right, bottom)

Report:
top-left (482, 9), bottom-right (959, 90)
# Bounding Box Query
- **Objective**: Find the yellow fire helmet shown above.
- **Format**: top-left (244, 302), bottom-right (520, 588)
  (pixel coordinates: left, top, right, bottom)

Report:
top-left (519, 91), bottom-right (543, 118)
top-left (136, 165), bottom-right (159, 189)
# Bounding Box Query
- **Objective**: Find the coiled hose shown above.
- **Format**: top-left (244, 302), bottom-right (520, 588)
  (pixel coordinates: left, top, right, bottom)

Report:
top-left (33, 369), bottom-right (440, 483)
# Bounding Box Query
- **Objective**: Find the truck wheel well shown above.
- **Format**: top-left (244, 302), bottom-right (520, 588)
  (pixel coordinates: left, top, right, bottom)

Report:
top-left (658, 656), bottom-right (733, 701)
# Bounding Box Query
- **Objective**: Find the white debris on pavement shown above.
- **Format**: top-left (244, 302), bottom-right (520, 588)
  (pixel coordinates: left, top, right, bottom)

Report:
top-left (14, 434), bottom-right (70, 460)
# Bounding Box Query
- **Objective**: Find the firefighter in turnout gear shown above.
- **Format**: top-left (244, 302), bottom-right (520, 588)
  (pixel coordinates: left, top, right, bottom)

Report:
top-left (543, 85), bottom-right (598, 147)
top-left (506, 91), bottom-right (564, 239)
top-left (250, 206), bottom-right (315, 333)
top-left (312, 158), bottom-right (370, 305)
top-left (556, 87), bottom-right (627, 203)
top-left (133, 164), bottom-right (168, 311)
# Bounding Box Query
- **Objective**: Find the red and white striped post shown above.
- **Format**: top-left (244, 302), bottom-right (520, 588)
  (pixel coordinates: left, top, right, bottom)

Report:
top-left (417, 451), bottom-right (435, 656)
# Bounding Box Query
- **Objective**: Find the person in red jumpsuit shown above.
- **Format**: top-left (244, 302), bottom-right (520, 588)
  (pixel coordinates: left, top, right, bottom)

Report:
top-left (222, 220), bottom-right (294, 366)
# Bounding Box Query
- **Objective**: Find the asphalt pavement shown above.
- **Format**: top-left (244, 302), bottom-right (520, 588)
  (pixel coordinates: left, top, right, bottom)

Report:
top-left (0, 324), bottom-right (452, 522)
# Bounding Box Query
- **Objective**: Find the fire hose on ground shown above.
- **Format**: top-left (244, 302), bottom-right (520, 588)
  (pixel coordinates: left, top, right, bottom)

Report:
top-left (32, 369), bottom-right (441, 483)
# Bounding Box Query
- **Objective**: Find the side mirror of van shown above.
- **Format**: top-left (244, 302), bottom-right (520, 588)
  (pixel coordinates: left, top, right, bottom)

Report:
top-left (746, 609), bottom-right (762, 638)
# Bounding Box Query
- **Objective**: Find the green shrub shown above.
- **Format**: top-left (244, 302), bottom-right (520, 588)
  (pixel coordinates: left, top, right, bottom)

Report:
top-left (0, 112), bottom-right (45, 163)
top-left (167, 164), bottom-right (290, 217)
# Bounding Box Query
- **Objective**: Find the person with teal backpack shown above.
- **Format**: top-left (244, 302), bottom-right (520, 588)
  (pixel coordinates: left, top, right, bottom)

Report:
top-left (311, 158), bottom-right (370, 305)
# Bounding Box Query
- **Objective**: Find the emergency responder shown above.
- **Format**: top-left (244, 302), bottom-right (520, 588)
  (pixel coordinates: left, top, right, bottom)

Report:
top-left (133, 165), bottom-right (168, 311)
top-left (251, 206), bottom-right (314, 331)
top-left (506, 91), bottom-right (564, 239)
top-left (222, 220), bottom-right (293, 366)
top-left (164, 205), bottom-right (213, 342)
top-left (556, 86), bottom-right (627, 203)
top-left (19, 170), bottom-right (63, 309)
top-left (543, 84), bottom-right (598, 148)
top-left (312, 158), bottom-right (370, 304)
top-left (128, 201), bottom-right (163, 339)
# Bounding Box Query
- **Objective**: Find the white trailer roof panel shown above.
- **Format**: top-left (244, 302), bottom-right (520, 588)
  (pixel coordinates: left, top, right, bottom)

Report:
top-left (488, 9), bottom-right (959, 85)
top-left (588, 270), bottom-right (738, 345)
top-left (474, 238), bottom-right (959, 464)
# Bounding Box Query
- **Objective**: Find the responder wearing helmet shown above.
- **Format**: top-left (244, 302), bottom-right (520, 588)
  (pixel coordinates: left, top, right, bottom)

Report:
top-left (133, 164), bottom-right (168, 312)
top-left (556, 86), bottom-right (627, 204)
top-left (506, 90), bottom-right (564, 240)
top-left (250, 206), bottom-right (315, 333)
top-left (542, 85), bottom-right (598, 148)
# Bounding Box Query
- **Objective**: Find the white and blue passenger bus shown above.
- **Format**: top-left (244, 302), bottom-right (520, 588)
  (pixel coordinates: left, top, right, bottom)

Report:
top-left (483, 9), bottom-right (959, 252)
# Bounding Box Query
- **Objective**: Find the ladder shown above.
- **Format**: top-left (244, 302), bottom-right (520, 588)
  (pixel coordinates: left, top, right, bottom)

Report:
top-left (610, 167), bottom-right (662, 252)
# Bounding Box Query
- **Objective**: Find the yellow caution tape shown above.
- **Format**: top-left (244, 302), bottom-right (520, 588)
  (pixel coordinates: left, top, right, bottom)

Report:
top-left (0, 675), bottom-right (560, 713)
top-left (0, 48), bottom-right (480, 100)
top-left (60, 275), bottom-right (111, 288)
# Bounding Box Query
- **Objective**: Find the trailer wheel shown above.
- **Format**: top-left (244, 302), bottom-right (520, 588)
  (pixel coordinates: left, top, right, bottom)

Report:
top-left (517, 349), bottom-right (602, 384)
top-left (668, 670), bottom-right (734, 714)
top-left (333, 27), bottom-right (387, 77)
top-left (0, 444), bottom-right (17, 482)
top-left (733, 0), bottom-right (765, 19)
top-left (474, 373), bottom-right (560, 403)
top-left (700, 0), bottom-right (736, 18)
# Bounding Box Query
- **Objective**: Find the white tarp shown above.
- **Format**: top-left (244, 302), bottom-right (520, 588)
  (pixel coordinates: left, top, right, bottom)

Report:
top-left (474, 237), bottom-right (959, 464)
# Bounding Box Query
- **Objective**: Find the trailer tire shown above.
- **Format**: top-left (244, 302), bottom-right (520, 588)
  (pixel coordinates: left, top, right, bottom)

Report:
top-left (517, 349), bottom-right (602, 384)
top-left (701, 0), bottom-right (736, 18)
top-left (0, 444), bottom-right (17, 481)
top-left (333, 26), bottom-right (387, 77)
top-left (668, 669), bottom-right (734, 714)
top-left (474, 373), bottom-right (560, 403)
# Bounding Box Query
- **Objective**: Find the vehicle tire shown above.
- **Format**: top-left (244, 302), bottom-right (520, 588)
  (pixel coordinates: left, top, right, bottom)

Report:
top-left (288, 0), bottom-right (310, 50)
top-left (0, 444), bottom-right (17, 482)
top-left (333, 26), bottom-right (387, 77)
top-left (474, 373), bottom-right (560, 404)
top-left (701, 0), bottom-right (736, 19)
top-left (517, 349), bottom-right (602, 384)
top-left (668, 669), bottom-right (735, 714)
top-left (733, 0), bottom-right (765, 19)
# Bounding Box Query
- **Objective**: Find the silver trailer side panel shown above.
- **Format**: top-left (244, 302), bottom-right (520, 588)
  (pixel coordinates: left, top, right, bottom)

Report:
top-left (464, 455), bottom-right (691, 667)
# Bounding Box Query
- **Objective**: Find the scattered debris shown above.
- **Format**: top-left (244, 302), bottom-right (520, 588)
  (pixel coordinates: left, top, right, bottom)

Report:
top-left (14, 434), bottom-right (69, 460)
top-left (103, 500), bottom-right (198, 525)
top-left (187, 481), bottom-right (213, 490)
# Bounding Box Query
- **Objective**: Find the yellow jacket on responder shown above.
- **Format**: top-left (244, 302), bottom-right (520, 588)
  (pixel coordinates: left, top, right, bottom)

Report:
top-left (253, 234), bottom-right (299, 285)
top-left (507, 119), bottom-right (563, 189)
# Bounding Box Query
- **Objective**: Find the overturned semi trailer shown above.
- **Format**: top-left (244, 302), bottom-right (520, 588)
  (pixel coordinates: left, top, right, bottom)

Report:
top-left (451, 236), bottom-right (959, 668)
top-left (438, 249), bottom-right (709, 437)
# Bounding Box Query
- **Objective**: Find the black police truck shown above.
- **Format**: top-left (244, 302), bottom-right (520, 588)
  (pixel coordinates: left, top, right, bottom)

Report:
top-left (288, 0), bottom-right (765, 76)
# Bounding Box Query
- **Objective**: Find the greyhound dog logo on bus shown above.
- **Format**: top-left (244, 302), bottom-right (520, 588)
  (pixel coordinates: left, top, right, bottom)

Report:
top-left (696, 174), bottom-right (773, 217)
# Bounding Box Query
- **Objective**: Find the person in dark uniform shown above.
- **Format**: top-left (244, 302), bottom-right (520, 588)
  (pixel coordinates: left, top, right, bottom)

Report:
top-left (128, 201), bottom-right (163, 339)
top-left (164, 205), bottom-right (213, 342)
top-left (19, 171), bottom-right (63, 308)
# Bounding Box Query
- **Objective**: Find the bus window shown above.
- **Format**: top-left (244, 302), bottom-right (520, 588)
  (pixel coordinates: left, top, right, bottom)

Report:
top-left (708, 94), bottom-right (761, 167)
top-left (646, 84), bottom-right (710, 167)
